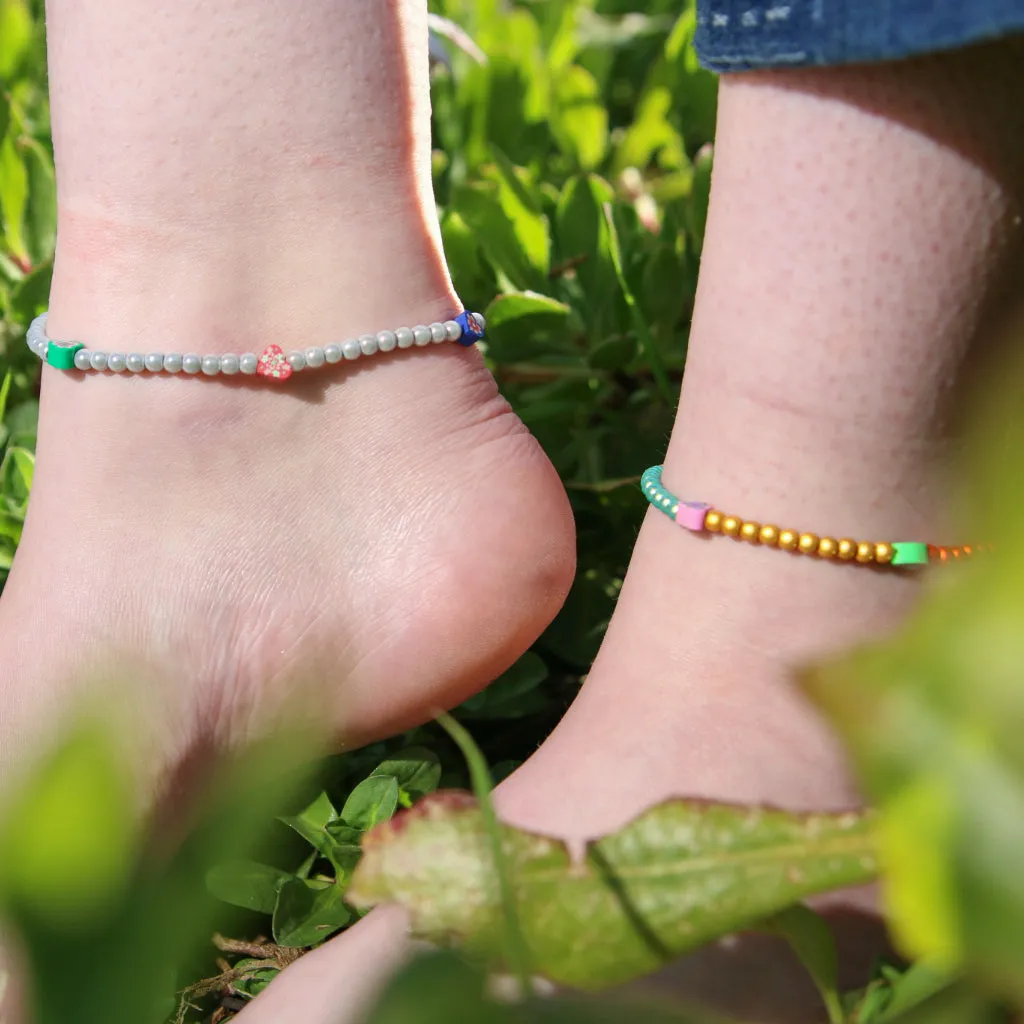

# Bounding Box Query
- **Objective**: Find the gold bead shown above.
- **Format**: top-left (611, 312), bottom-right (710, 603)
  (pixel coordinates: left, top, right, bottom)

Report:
top-left (705, 510), bottom-right (723, 533)
top-left (875, 542), bottom-right (894, 564)
top-left (778, 529), bottom-right (799, 552)
top-left (856, 541), bottom-right (875, 563)
top-left (817, 537), bottom-right (838, 559)
top-left (837, 538), bottom-right (857, 561)
top-left (759, 524), bottom-right (780, 547)
top-left (798, 532), bottom-right (819, 554)
top-left (722, 515), bottom-right (742, 538)
top-left (740, 521), bottom-right (761, 543)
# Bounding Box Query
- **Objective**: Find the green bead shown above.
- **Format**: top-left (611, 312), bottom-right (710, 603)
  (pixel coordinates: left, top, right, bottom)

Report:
top-left (891, 542), bottom-right (930, 566)
top-left (46, 342), bottom-right (84, 370)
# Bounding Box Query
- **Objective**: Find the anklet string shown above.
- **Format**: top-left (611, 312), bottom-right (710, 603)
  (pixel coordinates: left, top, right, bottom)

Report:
top-left (641, 466), bottom-right (988, 567)
top-left (25, 310), bottom-right (487, 383)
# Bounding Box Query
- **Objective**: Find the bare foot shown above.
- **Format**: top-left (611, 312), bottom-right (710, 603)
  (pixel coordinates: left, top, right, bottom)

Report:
top-left (0, 0), bottom-right (576, 792)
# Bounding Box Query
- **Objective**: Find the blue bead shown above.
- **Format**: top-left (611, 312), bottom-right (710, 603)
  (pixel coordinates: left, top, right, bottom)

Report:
top-left (455, 311), bottom-right (486, 347)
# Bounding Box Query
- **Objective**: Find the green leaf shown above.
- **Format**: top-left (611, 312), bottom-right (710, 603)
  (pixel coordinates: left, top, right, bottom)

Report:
top-left (0, 133), bottom-right (29, 261)
top-left (0, 371), bottom-right (11, 423)
top-left (205, 860), bottom-right (293, 915)
top-left (878, 962), bottom-right (960, 1022)
top-left (9, 258), bottom-right (51, 322)
top-left (555, 174), bottom-right (616, 308)
top-left (0, 0), bottom-right (33, 82)
top-left (1, 445), bottom-right (33, 513)
top-left (323, 821), bottom-right (364, 883)
top-left (483, 290), bottom-right (570, 360)
top-left (550, 65), bottom-right (608, 171)
top-left (278, 791), bottom-right (339, 857)
top-left (459, 651), bottom-right (550, 718)
top-left (228, 960), bottom-right (280, 1000)
top-left (762, 905), bottom-right (842, 1024)
top-left (455, 149), bottom-right (550, 291)
top-left (341, 775), bottom-right (400, 832)
top-left (371, 747), bottom-right (442, 806)
top-left (588, 335), bottom-right (638, 372)
top-left (272, 877), bottom-right (351, 948)
top-left (21, 138), bottom-right (56, 265)
top-left (614, 85), bottom-right (687, 174)
top-left (348, 792), bottom-right (879, 990)
top-left (603, 203), bottom-right (672, 402)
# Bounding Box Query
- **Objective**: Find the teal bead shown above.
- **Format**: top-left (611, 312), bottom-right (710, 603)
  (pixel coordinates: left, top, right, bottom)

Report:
top-left (46, 342), bottom-right (84, 370)
top-left (891, 542), bottom-right (930, 566)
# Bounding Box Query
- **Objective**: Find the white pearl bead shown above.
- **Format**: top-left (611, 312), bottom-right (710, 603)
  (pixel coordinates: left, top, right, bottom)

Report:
top-left (305, 346), bottom-right (325, 368)
top-left (182, 354), bottom-right (202, 374)
top-left (324, 343), bottom-right (343, 364)
top-left (445, 320), bottom-right (462, 342)
top-left (90, 351), bottom-right (109, 371)
top-left (239, 353), bottom-right (258, 374)
top-left (220, 354), bottom-right (240, 375)
top-left (163, 354), bottom-right (183, 373)
top-left (287, 351), bottom-right (306, 371)
top-left (74, 349), bottom-right (92, 370)
top-left (145, 353), bottom-right (164, 372)
top-left (202, 355), bottom-right (221, 375)
top-left (395, 327), bottom-right (415, 349)
top-left (126, 353), bottom-right (146, 373)
top-left (342, 339), bottom-right (361, 360)
top-left (377, 330), bottom-right (397, 352)
top-left (359, 334), bottom-right (379, 356)
top-left (413, 325), bottom-right (432, 346)
top-left (108, 353), bottom-right (127, 372)
top-left (430, 323), bottom-right (447, 343)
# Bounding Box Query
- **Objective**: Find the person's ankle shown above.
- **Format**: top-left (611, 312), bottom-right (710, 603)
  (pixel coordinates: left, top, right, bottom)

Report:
top-left (45, 197), bottom-right (458, 351)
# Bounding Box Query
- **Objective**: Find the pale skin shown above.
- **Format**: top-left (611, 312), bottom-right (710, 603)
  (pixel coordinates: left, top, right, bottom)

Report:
top-left (2, 0), bottom-right (1023, 1021)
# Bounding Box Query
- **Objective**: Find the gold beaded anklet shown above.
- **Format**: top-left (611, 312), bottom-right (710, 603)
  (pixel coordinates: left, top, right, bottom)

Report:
top-left (641, 466), bottom-right (988, 567)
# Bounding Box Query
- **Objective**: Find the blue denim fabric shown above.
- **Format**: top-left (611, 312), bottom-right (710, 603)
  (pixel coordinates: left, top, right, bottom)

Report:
top-left (695, 0), bottom-right (1024, 71)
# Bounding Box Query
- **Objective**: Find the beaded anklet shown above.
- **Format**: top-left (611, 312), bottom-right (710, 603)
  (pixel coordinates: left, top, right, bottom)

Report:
top-left (641, 465), bottom-right (987, 567)
top-left (25, 309), bottom-right (487, 383)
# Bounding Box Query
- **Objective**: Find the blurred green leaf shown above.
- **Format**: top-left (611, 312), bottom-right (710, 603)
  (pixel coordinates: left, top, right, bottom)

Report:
top-left (21, 137), bottom-right (55, 265)
top-left (341, 775), bottom-right (400, 832)
top-left (0, 722), bottom-right (139, 931)
top-left (8, 256), bottom-right (51, 321)
top-left (0, 132), bottom-right (29, 260)
top-left (0, 0), bottom-right (33, 82)
top-left (1, 444), bottom-right (33, 512)
top-left (349, 792), bottom-right (878, 990)
top-left (272, 878), bottom-right (351, 948)
top-left (551, 65), bottom-right (608, 171)
top-left (556, 173), bottom-right (616, 311)
top-left (206, 861), bottom-right (293, 915)
top-left (588, 334), bottom-right (637, 371)
top-left (603, 202), bottom-right (672, 401)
